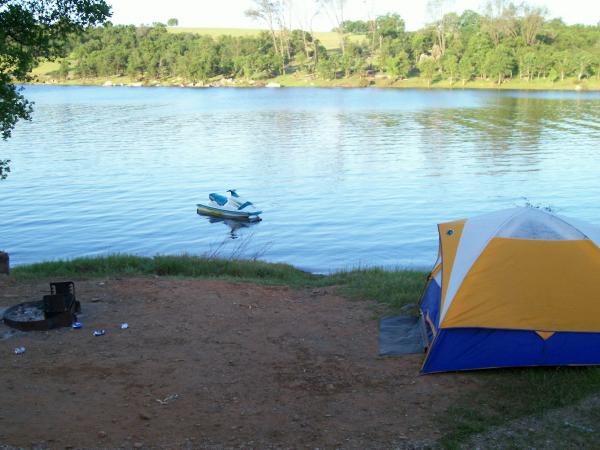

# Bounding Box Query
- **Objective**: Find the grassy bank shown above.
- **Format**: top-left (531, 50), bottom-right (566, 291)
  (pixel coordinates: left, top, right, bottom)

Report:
top-left (11, 254), bottom-right (426, 312)
top-left (10, 254), bottom-right (600, 448)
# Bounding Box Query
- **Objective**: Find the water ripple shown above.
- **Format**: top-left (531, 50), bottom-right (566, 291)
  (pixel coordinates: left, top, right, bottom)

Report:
top-left (1, 86), bottom-right (599, 272)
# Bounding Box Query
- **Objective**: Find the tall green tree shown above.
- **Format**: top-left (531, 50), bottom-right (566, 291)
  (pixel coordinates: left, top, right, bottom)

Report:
top-left (384, 50), bottom-right (411, 79)
top-left (484, 44), bottom-right (515, 84)
top-left (458, 54), bottom-right (475, 85)
top-left (418, 56), bottom-right (437, 86)
top-left (441, 52), bottom-right (458, 83)
top-left (1, 0), bottom-right (110, 178)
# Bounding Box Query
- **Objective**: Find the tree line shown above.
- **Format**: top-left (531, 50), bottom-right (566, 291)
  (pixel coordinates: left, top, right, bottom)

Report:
top-left (58, 0), bottom-right (600, 86)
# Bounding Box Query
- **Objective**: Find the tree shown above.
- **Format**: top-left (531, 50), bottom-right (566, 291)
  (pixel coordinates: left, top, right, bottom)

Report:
top-left (484, 44), bottom-right (515, 84)
top-left (294, 0), bottom-right (322, 71)
top-left (458, 54), bottom-right (475, 85)
top-left (340, 20), bottom-right (370, 34)
top-left (519, 3), bottom-right (546, 46)
top-left (316, 52), bottom-right (341, 79)
top-left (245, 0), bottom-right (282, 58)
top-left (574, 50), bottom-right (593, 81)
top-left (441, 52), bottom-right (458, 83)
top-left (481, 0), bottom-right (518, 47)
top-left (418, 55), bottom-right (437, 86)
top-left (427, 0), bottom-right (455, 56)
top-left (1, 0), bottom-right (110, 178)
top-left (167, 18), bottom-right (179, 27)
top-left (319, 0), bottom-right (347, 54)
top-left (551, 50), bottom-right (573, 81)
top-left (385, 50), bottom-right (411, 79)
top-left (245, 0), bottom-right (291, 73)
top-left (58, 59), bottom-right (71, 80)
top-left (375, 13), bottom-right (406, 50)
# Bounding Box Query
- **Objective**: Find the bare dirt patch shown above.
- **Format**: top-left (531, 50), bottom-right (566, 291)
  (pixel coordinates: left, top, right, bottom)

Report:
top-left (0, 277), bottom-right (469, 449)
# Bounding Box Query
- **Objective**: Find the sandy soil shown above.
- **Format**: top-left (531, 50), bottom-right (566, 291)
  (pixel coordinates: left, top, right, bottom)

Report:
top-left (0, 276), bottom-right (469, 449)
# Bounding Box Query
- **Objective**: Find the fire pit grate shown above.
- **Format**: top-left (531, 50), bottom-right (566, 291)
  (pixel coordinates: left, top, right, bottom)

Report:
top-left (3, 282), bottom-right (81, 331)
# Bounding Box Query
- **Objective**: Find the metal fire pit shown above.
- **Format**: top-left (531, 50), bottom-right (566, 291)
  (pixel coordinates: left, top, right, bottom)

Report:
top-left (3, 282), bottom-right (81, 331)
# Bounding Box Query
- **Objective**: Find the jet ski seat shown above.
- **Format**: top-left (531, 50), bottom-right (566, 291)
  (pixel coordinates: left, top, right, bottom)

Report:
top-left (237, 201), bottom-right (253, 210)
top-left (209, 193), bottom-right (228, 206)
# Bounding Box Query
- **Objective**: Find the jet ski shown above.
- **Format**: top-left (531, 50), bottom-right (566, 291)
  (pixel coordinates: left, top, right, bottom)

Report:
top-left (197, 189), bottom-right (262, 222)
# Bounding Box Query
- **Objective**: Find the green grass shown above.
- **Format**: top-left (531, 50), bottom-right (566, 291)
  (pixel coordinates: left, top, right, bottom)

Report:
top-left (30, 60), bottom-right (61, 76)
top-left (167, 27), bottom-right (366, 50)
top-left (440, 366), bottom-right (600, 448)
top-left (11, 254), bottom-right (426, 311)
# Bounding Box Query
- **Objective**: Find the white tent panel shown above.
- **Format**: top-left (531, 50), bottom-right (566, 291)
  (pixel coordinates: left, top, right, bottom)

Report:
top-left (557, 215), bottom-right (600, 248)
top-left (497, 208), bottom-right (586, 240)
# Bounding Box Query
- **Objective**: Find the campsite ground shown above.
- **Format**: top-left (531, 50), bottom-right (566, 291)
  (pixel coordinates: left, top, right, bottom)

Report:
top-left (0, 276), bottom-right (467, 449)
top-left (2, 257), bottom-right (600, 449)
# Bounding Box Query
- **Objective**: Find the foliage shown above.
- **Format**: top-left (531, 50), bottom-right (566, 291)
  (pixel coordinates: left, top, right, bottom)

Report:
top-left (340, 19), bottom-right (371, 34)
top-left (1, 0), bottom-right (110, 177)
top-left (30, 1), bottom-right (600, 93)
top-left (167, 18), bottom-right (178, 27)
top-left (418, 56), bottom-right (437, 86)
top-left (0, 158), bottom-right (10, 179)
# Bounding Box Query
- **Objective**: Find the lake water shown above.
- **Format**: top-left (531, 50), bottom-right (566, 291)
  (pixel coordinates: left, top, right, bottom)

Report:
top-left (2, 86), bottom-right (600, 272)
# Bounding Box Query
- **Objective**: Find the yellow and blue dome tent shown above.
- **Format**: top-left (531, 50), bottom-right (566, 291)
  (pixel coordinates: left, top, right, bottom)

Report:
top-left (419, 207), bottom-right (600, 373)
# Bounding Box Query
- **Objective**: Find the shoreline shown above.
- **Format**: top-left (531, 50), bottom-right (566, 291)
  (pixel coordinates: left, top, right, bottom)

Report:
top-left (25, 76), bottom-right (600, 92)
top-left (8, 254), bottom-right (427, 312)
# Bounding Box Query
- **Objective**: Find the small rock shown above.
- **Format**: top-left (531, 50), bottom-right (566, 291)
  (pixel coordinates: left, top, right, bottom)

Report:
top-left (139, 411), bottom-right (151, 421)
top-left (98, 431), bottom-right (107, 438)
top-left (133, 443), bottom-right (143, 449)
top-left (326, 384), bottom-right (335, 392)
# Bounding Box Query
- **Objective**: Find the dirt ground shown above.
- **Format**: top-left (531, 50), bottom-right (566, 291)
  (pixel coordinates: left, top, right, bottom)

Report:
top-left (0, 276), bottom-right (469, 449)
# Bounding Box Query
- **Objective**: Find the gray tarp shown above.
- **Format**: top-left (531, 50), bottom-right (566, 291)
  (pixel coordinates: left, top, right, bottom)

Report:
top-left (379, 315), bottom-right (427, 356)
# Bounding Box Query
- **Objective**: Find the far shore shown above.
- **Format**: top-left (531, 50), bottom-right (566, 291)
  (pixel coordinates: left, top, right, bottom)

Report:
top-left (26, 74), bottom-right (600, 92)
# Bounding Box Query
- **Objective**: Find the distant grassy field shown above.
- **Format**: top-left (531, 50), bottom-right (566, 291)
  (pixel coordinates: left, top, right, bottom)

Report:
top-left (30, 60), bottom-right (61, 76)
top-left (167, 26), bottom-right (366, 50)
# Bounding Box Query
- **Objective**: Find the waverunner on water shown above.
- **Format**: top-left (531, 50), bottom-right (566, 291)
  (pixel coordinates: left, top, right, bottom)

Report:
top-left (197, 189), bottom-right (262, 222)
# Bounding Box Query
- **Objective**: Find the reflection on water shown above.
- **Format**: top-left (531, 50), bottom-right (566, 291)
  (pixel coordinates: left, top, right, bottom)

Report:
top-left (1, 86), bottom-right (599, 272)
top-left (206, 216), bottom-right (260, 240)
